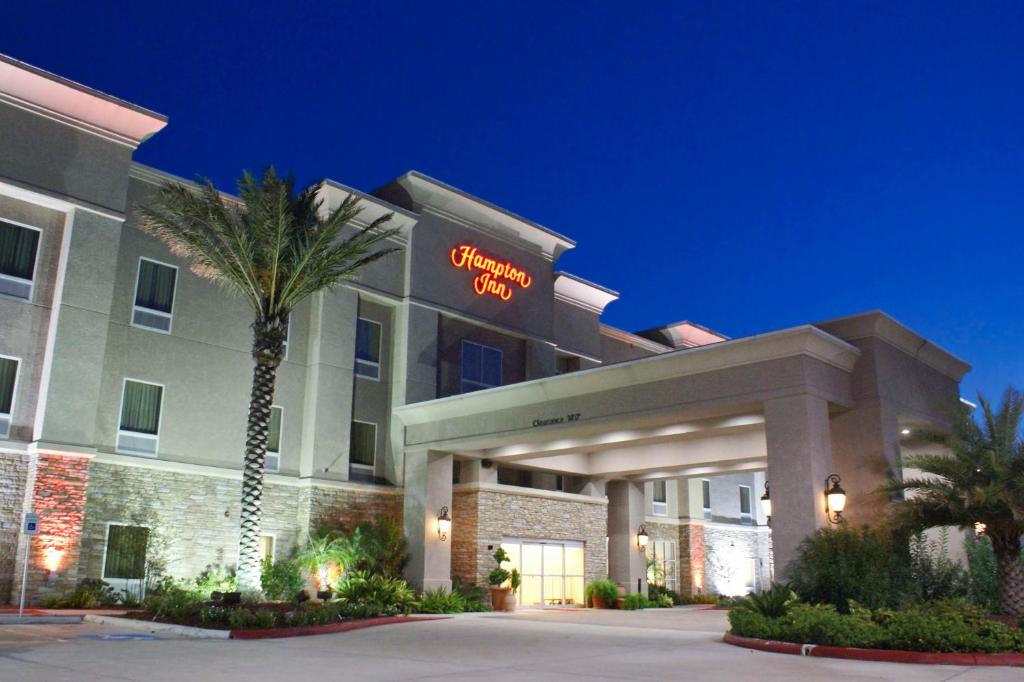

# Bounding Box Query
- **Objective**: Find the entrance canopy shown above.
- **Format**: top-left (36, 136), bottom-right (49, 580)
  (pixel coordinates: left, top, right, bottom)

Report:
top-left (394, 325), bottom-right (861, 482)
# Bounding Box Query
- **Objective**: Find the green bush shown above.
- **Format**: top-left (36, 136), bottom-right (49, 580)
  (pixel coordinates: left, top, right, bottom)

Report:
top-left (487, 548), bottom-right (512, 587)
top-left (143, 582), bottom-right (202, 620)
top-left (677, 593), bottom-right (717, 605)
top-left (654, 593), bottom-right (674, 607)
top-left (452, 578), bottom-right (492, 612)
top-left (418, 587), bottom-right (466, 614)
top-left (584, 578), bottom-right (619, 607)
top-left (648, 584), bottom-right (683, 605)
top-left (908, 531), bottom-right (969, 603)
top-left (187, 564), bottom-right (237, 599)
top-left (788, 526), bottom-right (910, 612)
top-left (334, 570), bottom-right (416, 617)
top-left (729, 598), bottom-right (1024, 653)
top-left (261, 557), bottom-right (305, 601)
top-left (622, 593), bottom-right (651, 610)
top-left (43, 578), bottom-right (119, 608)
top-left (964, 534), bottom-right (1000, 612)
top-left (739, 583), bottom-right (798, 618)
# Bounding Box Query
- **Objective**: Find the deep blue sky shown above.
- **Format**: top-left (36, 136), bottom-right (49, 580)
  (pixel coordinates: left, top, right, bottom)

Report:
top-left (4, 2), bottom-right (1022, 401)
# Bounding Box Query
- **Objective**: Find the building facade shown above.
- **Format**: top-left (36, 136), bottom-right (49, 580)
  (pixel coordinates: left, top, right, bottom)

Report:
top-left (0, 55), bottom-right (970, 605)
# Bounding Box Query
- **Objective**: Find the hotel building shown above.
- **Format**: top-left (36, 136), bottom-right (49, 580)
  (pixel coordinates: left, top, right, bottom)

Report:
top-left (0, 55), bottom-right (970, 605)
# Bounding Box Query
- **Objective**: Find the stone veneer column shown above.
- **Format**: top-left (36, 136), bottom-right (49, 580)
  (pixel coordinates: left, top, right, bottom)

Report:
top-left (606, 480), bottom-right (646, 594)
top-left (403, 450), bottom-right (453, 591)
top-left (12, 453), bottom-right (91, 604)
top-left (764, 394), bottom-right (833, 579)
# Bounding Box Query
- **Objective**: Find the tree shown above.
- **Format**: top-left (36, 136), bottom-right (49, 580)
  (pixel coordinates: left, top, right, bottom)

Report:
top-left (141, 168), bottom-right (399, 590)
top-left (880, 388), bottom-right (1024, 616)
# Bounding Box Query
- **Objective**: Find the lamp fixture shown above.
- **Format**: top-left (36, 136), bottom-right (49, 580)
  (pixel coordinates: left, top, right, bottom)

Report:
top-left (637, 524), bottom-right (649, 551)
top-left (437, 506), bottom-right (452, 541)
top-left (824, 474), bottom-right (847, 524)
top-left (760, 482), bottom-right (772, 521)
top-left (900, 428), bottom-right (911, 436)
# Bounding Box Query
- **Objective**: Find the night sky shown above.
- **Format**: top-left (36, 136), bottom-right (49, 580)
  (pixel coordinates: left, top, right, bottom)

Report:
top-left (3, 1), bottom-right (1022, 402)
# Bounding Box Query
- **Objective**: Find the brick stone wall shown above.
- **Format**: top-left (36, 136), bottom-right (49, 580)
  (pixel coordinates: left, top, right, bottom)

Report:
top-left (0, 452), bottom-right (30, 602)
top-left (308, 484), bottom-right (403, 532)
top-left (11, 454), bottom-right (91, 604)
top-left (451, 485), bottom-right (607, 588)
top-left (701, 523), bottom-right (772, 595)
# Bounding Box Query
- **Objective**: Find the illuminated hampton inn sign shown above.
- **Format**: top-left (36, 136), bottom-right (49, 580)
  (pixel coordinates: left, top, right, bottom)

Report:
top-left (449, 244), bottom-right (533, 301)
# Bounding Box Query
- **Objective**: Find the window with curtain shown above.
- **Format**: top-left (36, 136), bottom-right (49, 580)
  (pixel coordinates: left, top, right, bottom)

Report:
top-left (132, 259), bottom-right (177, 332)
top-left (0, 220), bottom-right (40, 299)
top-left (653, 480), bottom-right (668, 516)
top-left (103, 525), bottom-right (149, 580)
top-left (117, 380), bottom-right (163, 455)
top-left (355, 318), bottom-right (381, 379)
top-left (0, 356), bottom-right (18, 438)
top-left (461, 340), bottom-right (502, 393)
top-left (702, 479), bottom-right (711, 512)
top-left (349, 421), bottom-right (376, 468)
top-left (739, 485), bottom-right (752, 520)
top-left (265, 406), bottom-right (282, 472)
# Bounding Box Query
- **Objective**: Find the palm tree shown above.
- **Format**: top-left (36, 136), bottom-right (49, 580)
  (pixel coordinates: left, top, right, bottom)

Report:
top-left (881, 388), bottom-right (1024, 616)
top-left (140, 168), bottom-right (399, 591)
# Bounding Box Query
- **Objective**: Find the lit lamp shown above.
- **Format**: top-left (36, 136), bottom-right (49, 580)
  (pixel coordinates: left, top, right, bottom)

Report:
top-left (760, 482), bottom-right (772, 521)
top-left (44, 547), bottom-right (64, 573)
top-left (637, 524), bottom-right (649, 551)
top-left (824, 474), bottom-right (847, 524)
top-left (437, 506), bottom-right (452, 541)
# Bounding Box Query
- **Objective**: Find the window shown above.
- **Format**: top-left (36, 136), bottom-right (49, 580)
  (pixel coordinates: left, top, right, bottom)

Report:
top-left (117, 380), bottom-right (163, 456)
top-left (132, 258), bottom-right (177, 332)
top-left (501, 540), bottom-right (585, 606)
top-left (103, 524), bottom-right (149, 581)
top-left (556, 354), bottom-right (581, 374)
top-left (355, 318), bottom-right (382, 379)
top-left (461, 340), bottom-right (502, 393)
top-left (281, 318), bottom-right (291, 360)
top-left (739, 485), bottom-right (752, 520)
top-left (349, 420), bottom-right (376, 470)
top-left (0, 219), bottom-right (40, 300)
top-left (0, 356), bottom-right (19, 438)
top-left (259, 535), bottom-right (275, 562)
top-left (648, 540), bottom-right (678, 592)
top-left (701, 479), bottom-right (711, 512)
top-left (652, 480), bottom-right (668, 516)
top-left (265, 406), bottom-right (283, 472)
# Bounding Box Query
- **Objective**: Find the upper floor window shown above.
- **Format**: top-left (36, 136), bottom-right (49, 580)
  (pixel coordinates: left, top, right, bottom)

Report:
top-left (265, 405), bottom-right (283, 473)
top-left (117, 379), bottom-right (163, 456)
top-left (132, 258), bottom-right (177, 333)
top-left (0, 220), bottom-right (40, 300)
top-left (739, 485), bottom-right (752, 520)
top-left (701, 479), bottom-right (711, 513)
top-left (0, 356), bottom-right (19, 438)
top-left (652, 480), bottom-right (668, 516)
top-left (556, 354), bottom-right (581, 375)
top-left (349, 420), bottom-right (376, 477)
top-left (461, 340), bottom-right (502, 393)
top-left (355, 318), bottom-right (381, 380)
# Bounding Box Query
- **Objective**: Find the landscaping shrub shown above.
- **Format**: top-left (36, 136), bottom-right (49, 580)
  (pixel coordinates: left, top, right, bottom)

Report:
top-left (334, 570), bottom-right (416, 617)
top-left (418, 587), bottom-right (466, 614)
top-left (964, 534), bottom-right (1000, 612)
top-left (739, 583), bottom-right (798, 618)
top-left (452, 578), bottom-right (493, 612)
top-left (654, 593), bottom-right (674, 608)
top-left (584, 578), bottom-right (619, 607)
top-left (677, 593), bottom-right (717, 605)
top-left (187, 564), bottom-right (238, 599)
top-left (622, 593), bottom-right (651, 610)
top-left (42, 578), bottom-right (118, 609)
top-left (908, 530), bottom-right (969, 603)
top-left (729, 598), bottom-right (1024, 653)
top-left (648, 584), bottom-right (683, 605)
top-left (143, 582), bottom-right (202, 620)
top-left (787, 525), bottom-right (910, 612)
top-left (261, 557), bottom-right (305, 601)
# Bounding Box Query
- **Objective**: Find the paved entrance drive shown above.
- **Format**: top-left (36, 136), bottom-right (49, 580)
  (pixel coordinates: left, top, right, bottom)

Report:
top-left (0, 606), bottom-right (1017, 681)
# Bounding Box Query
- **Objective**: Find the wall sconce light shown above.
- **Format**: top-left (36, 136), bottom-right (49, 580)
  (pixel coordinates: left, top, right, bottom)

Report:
top-left (44, 547), bottom-right (64, 573)
top-left (974, 521), bottom-right (987, 536)
top-left (437, 506), bottom-right (451, 541)
top-left (825, 474), bottom-right (847, 524)
top-left (760, 482), bottom-right (772, 521)
top-left (637, 524), bottom-right (649, 550)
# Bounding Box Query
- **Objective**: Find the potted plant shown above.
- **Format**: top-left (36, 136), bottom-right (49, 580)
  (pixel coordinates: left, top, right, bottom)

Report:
top-left (585, 578), bottom-right (619, 609)
top-left (488, 548), bottom-right (516, 611)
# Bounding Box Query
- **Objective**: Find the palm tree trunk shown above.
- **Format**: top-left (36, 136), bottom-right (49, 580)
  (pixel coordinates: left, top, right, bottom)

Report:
top-left (236, 322), bottom-right (284, 592)
top-left (994, 539), bottom-right (1024, 617)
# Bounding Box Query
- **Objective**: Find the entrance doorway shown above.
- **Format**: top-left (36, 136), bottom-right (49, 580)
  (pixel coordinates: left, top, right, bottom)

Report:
top-left (500, 539), bottom-right (585, 606)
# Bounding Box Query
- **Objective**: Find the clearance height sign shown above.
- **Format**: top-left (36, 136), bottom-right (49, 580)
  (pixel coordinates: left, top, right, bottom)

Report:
top-left (449, 244), bottom-right (532, 301)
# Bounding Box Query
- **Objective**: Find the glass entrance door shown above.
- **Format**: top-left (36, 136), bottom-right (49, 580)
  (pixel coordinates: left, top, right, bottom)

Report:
top-left (500, 539), bottom-right (585, 606)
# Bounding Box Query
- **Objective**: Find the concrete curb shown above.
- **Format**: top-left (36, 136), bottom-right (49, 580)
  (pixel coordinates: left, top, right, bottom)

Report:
top-left (0, 615), bottom-right (84, 625)
top-left (723, 633), bottom-right (1024, 667)
top-left (83, 615), bottom-right (230, 639)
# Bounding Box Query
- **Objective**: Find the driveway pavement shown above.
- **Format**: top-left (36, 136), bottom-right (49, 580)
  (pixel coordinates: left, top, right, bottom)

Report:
top-left (0, 606), bottom-right (1018, 681)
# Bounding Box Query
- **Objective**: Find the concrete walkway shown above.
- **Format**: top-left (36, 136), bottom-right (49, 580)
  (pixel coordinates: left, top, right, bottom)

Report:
top-left (0, 606), bottom-right (1017, 681)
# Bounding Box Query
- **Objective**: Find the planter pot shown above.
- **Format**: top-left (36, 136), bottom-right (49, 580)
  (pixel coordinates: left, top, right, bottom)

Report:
top-left (615, 598), bottom-right (626, 610)
top-left (490, 587), bottom-right (512, 611)
top-left (591, 595), bottom-right (609, 609)
top-left (503, 591), bottom-right (517, 612)
top-left (316, 590), bottom-right (332, 601)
